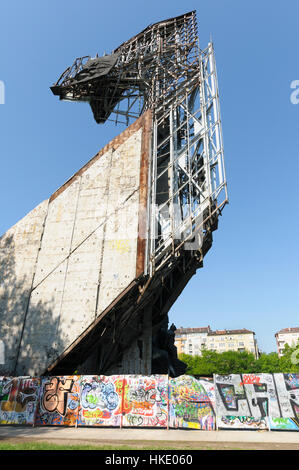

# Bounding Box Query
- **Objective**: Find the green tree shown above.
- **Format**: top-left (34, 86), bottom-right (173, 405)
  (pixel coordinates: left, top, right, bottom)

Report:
top-left (179, 344), bottom-right (299, 376)
top-left (279, 339), bottom-right (299, 373)
top-left (254, 352), bottom-right (281, 373)
top-left (179, 349), bottom-right (256, 376)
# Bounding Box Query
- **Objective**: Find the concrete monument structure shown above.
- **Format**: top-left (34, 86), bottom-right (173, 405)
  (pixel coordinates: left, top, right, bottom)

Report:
top-left (0, 11), bottom-right (227, 377)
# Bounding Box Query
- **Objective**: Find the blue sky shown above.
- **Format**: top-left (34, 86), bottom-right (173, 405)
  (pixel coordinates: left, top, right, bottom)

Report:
top-left (0, 0), bottom-right (298, 353)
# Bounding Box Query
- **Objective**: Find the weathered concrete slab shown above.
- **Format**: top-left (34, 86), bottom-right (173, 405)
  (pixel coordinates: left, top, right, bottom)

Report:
top-left (0, 113), bottom-right (150, 376)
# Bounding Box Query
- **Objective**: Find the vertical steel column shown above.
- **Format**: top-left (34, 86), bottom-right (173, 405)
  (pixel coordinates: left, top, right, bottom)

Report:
top-left (199, 50), bottom-right (213, 201)
top-left (149, 119), bottom-right (158, 276)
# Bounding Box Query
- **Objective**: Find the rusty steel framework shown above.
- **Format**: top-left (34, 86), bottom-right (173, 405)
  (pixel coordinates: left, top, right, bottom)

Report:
top-left (148, 41), bottom-right (227, 277)
top-left (48, 11), bottom-right (228, 377)
top-left (51, 11), bottom-right (200, 125)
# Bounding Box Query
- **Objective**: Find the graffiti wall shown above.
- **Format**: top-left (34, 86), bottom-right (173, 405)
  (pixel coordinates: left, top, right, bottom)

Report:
top-left (122, 375), bottom-right (168, 427)
top-left (169, 376), bottom-right (215, 430)
top-left (214, 373), bottom-right (299, 431)
top-left (0, 377), bottom-right (40, 425)
top-left (0, 373), bottom-right (298, 430)
top-left (35, 376), bottom-right (80, 426)
top-left (78, 376), bottom-right (123, 427)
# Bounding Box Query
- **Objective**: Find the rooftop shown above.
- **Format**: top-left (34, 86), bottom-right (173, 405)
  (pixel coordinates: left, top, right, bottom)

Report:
top-left (175, 327), bottom-right (255, 336)
top-left (275, 327), bottom-right (299, 336)
top-left (175, 326), bottom-right (211, 335)
top-left (208, 328), bottom-right (255, 336)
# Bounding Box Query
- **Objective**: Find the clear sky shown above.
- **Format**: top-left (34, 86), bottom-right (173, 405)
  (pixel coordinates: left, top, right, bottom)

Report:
top-left (0, 0), bottom-right (298, 353)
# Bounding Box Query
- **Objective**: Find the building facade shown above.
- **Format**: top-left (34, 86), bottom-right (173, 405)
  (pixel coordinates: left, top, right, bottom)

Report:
top-left (275, 328), bottom-right (299, 357)
top-left (175, 327), bottom-right (259, 358)
top-left (206, 329), bottom-right (259, 358)
top-left (175, 327), bottom-right (211, 356)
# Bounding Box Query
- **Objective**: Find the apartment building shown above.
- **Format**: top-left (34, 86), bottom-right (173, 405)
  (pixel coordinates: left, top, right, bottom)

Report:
top-left (175, 326), bottom-right (259, 358)
top-left (206, 329), bottom-right (259, 358)
top-left (175, 326), bottom-right (211, 356)
top-left (275, 327), bottom-right (299, 357)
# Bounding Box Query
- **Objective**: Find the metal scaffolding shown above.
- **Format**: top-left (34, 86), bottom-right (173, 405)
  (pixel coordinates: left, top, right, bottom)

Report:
top-left (148, 41), bottom-right (227, 276)
top-left (51, 11), bottom-right (200, 124)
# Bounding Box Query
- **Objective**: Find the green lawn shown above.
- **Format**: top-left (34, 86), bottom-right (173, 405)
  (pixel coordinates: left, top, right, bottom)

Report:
top-left (0, 441), bottom-right (242, 451)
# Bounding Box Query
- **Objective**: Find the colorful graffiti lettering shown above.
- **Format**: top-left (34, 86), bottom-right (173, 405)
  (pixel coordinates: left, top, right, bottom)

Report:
top-left (78, 376), bottom-right (123, 427)
top-left (215, 373), bottom-right (299, 430)
top-left (0, 373), bottom-right (298, 430)
top-left (122, 376), bottom-right (168, 427)
top-left (240, 374), bottom-right (261, 386)
top-left (42, 377), bottom-right (74, 416)
top-left (219, 415), bottom-right (268, 429)
top-left (0, 377), bottom-right (40, 425)
top-left (169, 376), bottom-right (215, 430)
top-left (35, 376), bottom-right (80, 426)
top-left (269, 417), bottom-right (299, 431)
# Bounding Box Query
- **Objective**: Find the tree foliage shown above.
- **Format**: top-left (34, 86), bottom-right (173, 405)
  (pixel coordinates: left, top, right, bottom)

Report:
top-left (179, 340), bottom-right (299, 376)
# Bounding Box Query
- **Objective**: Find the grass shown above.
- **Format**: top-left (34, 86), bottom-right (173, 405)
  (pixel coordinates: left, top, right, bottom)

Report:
top-left (0, 441), bottom-right (242, 451)
top-left (0, 442), bottom-right (138, 450)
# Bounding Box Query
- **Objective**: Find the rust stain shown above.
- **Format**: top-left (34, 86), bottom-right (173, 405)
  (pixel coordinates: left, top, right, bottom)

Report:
top-left (136, 110), bottom-right (152, 278)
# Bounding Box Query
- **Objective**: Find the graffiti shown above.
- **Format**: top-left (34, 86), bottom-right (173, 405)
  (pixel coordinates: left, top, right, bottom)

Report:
top-left (78, 376), bottom-right (123, 427)
top-left (269, 417), bottom-right (299, 431)
top-left (0, 377), bottom-right (40, 425)
top-left (219, 416), bottom-right (268, 430)
top-left (108, 239), bottom-right (131, 254)
top-left (215, 374), bottom-right (299, 430)
top-left (216, 383), bottom-right (246, 412)
top-left (129, 387), bottom-right (159, 406)
top-left (122, 375), bottom-right (168, 427)
top-left (42, 377), bottom-right (74, 416)
top-left (0, 373), bottom-right (298, 431)
top-left (36, 376), bottom-right (80, 426)
top-left (81, 382), bottom-right (119, 410)
top-left (240, 374), bottom-right (261, 386)
top-left (169, 376), bottom-right (215, 430)
top-left (284, 373), bottom-right (299, 389)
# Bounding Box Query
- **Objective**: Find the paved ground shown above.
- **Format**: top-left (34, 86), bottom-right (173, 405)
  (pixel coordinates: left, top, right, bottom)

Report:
top-left (0, 426), bottom-right (299, 450)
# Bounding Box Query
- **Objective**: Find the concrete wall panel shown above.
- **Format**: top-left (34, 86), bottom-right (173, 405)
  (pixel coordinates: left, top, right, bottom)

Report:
top-left (0, 201), bottom-right (48, 375)
top-left (33, 180), bottom-right (81, 287)
top-left (1, 111), bottom-right (151, 376)
top-left (17, 260), bottom-right (68, 376)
